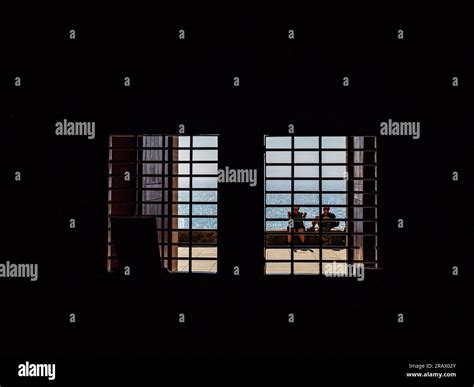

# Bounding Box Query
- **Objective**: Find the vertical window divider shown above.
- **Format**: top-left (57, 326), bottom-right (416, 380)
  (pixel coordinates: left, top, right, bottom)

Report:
top-left (189, 136), bottom-right (193, 273)
top-left (161, 136), bottom-right (167, 270)
top-left (290, 135), bottom-right (295, 275)
top-left (263, 137), bottom-right (267, 273)
top-left (318, 136), bottom-right (323, 275)
top-left (346, 137), bottom-right (353, 276)
top-left (167, 137), bottom-right (173, 270)
top-left (135, 135), bottom-right (139, 217)
top-left (374, 138), bottom-right (378, 268)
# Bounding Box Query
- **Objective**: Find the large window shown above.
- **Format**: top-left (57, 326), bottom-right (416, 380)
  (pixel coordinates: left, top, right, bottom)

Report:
top-left (108, 134), bottom-right (218, 273)
top-left (264, 136), bottom-right (377, 275)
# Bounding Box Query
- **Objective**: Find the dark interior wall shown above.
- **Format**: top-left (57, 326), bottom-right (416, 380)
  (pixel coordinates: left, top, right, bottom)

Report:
top-left (2, 3), bottom-right (472, 382)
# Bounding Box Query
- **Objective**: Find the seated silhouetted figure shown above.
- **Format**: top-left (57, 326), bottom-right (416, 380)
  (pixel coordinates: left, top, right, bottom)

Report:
top-left (312, 206), bottom-right (339, 243)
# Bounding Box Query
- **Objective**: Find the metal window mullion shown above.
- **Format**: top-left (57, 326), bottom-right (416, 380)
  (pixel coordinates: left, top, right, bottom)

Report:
top-left (161, 136), bottom-right (167, 269)
top-left (215, 137), bottom-right (219, 271)
top-left (107, 136), bottom-right (113, 262)
top-left (374, 138), bottom-right (378, 268)
top-left (167, 137), bottom-right (174, 270)
top-left (318, 137), bottom-right (323, 275)
top-left (135, 135), bottom-right (139, 217)
top-left (346, 136), bottom-right (352, 276)
top-left (290, 136), bottom-right (294, 275)
top-left (189, 136), bottom-right (193, 273)
top-left (264, 137), bottom-right (268, 273)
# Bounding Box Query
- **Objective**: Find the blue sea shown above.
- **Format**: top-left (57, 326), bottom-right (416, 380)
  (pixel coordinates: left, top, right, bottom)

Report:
top-left (177, 183), bottom-right (346, 231)
top-left (178, 190), bottom-right (218, 230)
top-left (174, 135), bottom-right (348, 230)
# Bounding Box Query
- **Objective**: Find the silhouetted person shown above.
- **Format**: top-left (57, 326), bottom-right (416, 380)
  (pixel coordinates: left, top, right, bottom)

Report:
top-left (287, 206), bottom-right (306, 245)
top-left (312, 206), bottom-right (339, 233)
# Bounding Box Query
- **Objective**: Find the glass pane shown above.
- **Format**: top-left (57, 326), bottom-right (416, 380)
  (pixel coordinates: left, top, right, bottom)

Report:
top-left (322, 137), bottom-right (346, 149)
top-left (294, 166), bottom-right (318, 178)
top-left (322, 249), bottom-right (347, 260)
top-left (142, 135), bottom-right (163, 146)
top-left (352, 165), bottom-right (376, 176)
top-left (178, 191), bottom-right (190, 202)
top-left (294, 180), bottom-right (319, 191)
top-left (322, 151), bottom-right (346, 163)
top-left (178, 204), bottom-right (189, 216)
top-left (294, 262), bottom-right (320, 275)
top-left (178, 136), bottom-right (191, 147)
top-left (193, 163), bottom-right (218, 175)
top-left (322, 180), bottom-right (346, 192)
top-left (266, 221), bottom-right (288, 231)
top-left (179, 177), bottom-right (190, 188)
top-left (265, 262), bottom-right (291, 274)
top-left (192, 218), bottom-right (217, 230)
top-left (265, 248), bottom-right (291, 260)
top-left (353, 137), bottom-right (365, 150)
top-left (322, 166), bottom-right (346, 178)
top-left (141, 203), bottom-right (160, 216)
top-left (334, 207), bottom-right (347, 220)
top-left (142, 176), bottom-right (163, 186)
top-left (294, 137), bottom-right (318, 148)
top-left (322, 194), bottom-right (347, 205)
top-left (191, 247), bottom-right (218, 258)
top-left (176, 261), bottom-right (190, 273)
top-left (178, 217), bottom-right (190, 229)
top-left (266, 151), bottom-right (291, 164)
top-left (176, 232), bottom-right (189, 247)
top-left (266, 180), bottom-right (291, 191)
top-left (266, 136), bottom-right (291, 149)
top-left (193, 150), bottom-right (218, 161)
top-left (191, 260), bottom-right (217, 273)
top-left (178, 163), bottom-right (190, 175)
top-left (266, 166), bottom-right (291, 178)
top-left (266, 193), bottom-right (291, 205)
top-left (294, 193), bottom-right (319, 205)
top-left (294, 151), bottom-right (318, 163)
top-left (193, 136), bottom-right (218, 148)
top-left (192, 204), bottom-right (217, 216)
top-left (266, 207), bottom-right (289, 220)
top-left (192, 191), bottom-right (217, 202)
top-left (178, 149), bottom-right (190, 161)
top-left (192, 177), bottom-right (218, 189)
top-left (352, 150), bottom-right (364, 162)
